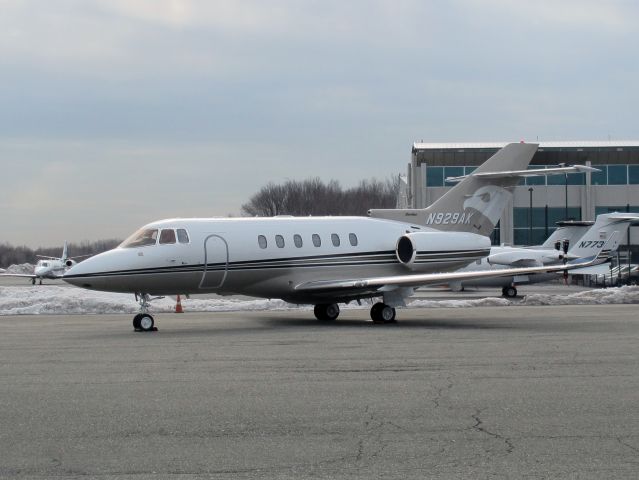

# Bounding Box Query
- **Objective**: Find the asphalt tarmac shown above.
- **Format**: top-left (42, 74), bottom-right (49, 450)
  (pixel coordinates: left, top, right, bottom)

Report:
top-left (1, 306), bottom-right (638, 479)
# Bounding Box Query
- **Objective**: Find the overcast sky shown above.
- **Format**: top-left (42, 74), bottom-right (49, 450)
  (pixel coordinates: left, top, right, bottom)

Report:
top-left (1, 0), bottom-right (638, 247)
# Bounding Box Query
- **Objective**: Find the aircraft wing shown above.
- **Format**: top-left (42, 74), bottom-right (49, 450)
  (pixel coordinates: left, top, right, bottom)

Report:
top-left (297, 233), bottom-right (615, 297)
top-left (568, 264), bottom-right (611, 275)
top-left (0, 273), bottom-right (37, 279)
top-left (294, 257), bottom-right (603, 296)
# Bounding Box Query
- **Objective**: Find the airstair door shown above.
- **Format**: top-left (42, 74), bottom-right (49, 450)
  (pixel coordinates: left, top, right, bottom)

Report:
top-left (199, 234), bottom-right (229, 290)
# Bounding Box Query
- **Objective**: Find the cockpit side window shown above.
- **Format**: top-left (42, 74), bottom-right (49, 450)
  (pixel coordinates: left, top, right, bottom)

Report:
top-left (177, 229), bottom-right (190, 244)
top-left (119, 228), bottom-right (159, 248)
top-left (159, 229), bottom-right (176, 245)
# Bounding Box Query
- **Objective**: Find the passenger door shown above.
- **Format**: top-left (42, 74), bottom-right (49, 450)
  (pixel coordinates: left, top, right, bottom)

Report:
top-left (199, 234), bottom-right (229, 290)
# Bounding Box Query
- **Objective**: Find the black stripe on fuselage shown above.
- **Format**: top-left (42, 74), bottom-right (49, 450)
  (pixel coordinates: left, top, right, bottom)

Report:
top-left (64, 248), bottom-right (487, 279)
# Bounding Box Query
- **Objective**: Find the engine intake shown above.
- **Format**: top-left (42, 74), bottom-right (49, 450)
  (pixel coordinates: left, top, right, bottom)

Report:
top-left (395, 231), bottom-right (491, 271)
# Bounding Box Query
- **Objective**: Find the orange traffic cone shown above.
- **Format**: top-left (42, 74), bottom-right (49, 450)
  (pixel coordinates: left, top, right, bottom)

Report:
top-left (175, 294), bottom-right (184, 313)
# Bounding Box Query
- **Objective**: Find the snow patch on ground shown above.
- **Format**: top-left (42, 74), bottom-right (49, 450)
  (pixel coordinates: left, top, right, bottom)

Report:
top-left (408, 296), bottom-right (513, 308)
top-left (520, 285), bottom-right (639, 306)
top-left (0, 287), bottom-right (308, 315)
top-left (1, 285), bottom-right (638, 316)
top-left (4, 263), bottom-right (34, 275)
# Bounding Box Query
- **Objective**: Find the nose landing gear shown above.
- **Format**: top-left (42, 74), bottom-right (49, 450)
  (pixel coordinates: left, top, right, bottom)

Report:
top-left (133, 293), bottom-right (158, 332)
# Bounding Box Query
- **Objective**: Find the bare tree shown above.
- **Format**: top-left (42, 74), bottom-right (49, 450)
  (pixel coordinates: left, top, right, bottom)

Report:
top-left (241, 175), bottom-right (399, 217)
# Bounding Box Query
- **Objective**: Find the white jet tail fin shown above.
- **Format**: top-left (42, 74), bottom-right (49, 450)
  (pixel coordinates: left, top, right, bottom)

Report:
top-left (540, 224), bottom-right (590, 249)
top-left (369, 143), bottom-right (601, 237)
top-left (61, 241), bottom-right (69, 262)
top-left (369, 143), bottom-right (538, 236)
top-left (566, 213), bottom-right (639, 260)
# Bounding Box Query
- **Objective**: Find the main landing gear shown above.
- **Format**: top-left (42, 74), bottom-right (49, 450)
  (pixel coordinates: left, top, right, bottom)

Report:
top-left (133, 294), bottom-right (158, 332)
top-left (370, 302), bottom-right (396, 324)
top-left (314, 303), bottom-right (340, 321)
top-left (502, 286), bottom-right (517, 298)
top-left (313, 301), bottom-right (397, 324)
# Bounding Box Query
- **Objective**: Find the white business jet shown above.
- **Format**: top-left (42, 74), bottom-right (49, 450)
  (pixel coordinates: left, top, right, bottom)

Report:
top-left (450, 212), bottom-right (638, 296)
top-left (1, 241), bottom-right (92, 285)
top-left (63, 143), bottom-right (601, 331)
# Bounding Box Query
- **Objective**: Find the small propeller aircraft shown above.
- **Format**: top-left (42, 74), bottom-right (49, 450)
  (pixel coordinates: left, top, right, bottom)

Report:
top-left (1, 241), bottom-right (92, 285)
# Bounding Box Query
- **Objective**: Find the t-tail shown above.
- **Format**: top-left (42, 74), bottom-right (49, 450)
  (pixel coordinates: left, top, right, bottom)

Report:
top-left (369, 142), bottom-right (539, 236)
top-left (565, 213), bottom-right (639, 260)
top-left (61, 241), bottom-right (69, 262)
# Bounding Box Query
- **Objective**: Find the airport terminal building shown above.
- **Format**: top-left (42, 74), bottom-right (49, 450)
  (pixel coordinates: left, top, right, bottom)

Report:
top-left (406, 141), bottom-right (639, 260)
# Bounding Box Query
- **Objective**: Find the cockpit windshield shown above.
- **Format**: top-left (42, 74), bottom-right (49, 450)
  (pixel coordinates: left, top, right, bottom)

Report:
top-left (120, 228), bottom-right (159, 248)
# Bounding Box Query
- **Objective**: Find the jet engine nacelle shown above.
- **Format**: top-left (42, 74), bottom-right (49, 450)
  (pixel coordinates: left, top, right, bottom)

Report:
top-left (487, 250), bottom-right (568, 267)
top-left (395, 231), bottom-right (491, 271)
top-left (65, 259), bottom-right (76, 268)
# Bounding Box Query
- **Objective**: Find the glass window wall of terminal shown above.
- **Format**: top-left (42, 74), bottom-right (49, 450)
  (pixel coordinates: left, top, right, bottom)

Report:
top-left (595, 205), bottom-right (639, 216)
top-left (425, 164), bottom-right (639, 187)
top-left (513, 207), bottom-right (581, 246)
top-left (426, 166), bottom-right (481, 187)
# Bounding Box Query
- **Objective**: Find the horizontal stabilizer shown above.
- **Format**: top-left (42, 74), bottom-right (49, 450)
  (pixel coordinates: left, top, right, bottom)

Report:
top-left (445, 165), bottom-right (600, 183)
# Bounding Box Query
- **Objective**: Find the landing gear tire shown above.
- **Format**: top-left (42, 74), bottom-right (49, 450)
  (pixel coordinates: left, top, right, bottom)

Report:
top-left (502, 286), bottom-right (517, 298)
top-left (314, 303), bottom-right (340, 321)
top-left (134, 313), bottom-right (155, 332)
top-left (133, 293), bottom-right (158, 332)
top-left (370, 302), bottom-right (396, 324)
top-left (31, 278), bottom-right (36, 285)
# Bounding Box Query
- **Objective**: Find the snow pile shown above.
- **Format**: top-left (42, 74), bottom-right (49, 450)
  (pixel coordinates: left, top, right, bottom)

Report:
top-left (1, 285), bottom-right (638, 316)
top-left (408, 296), bottom-right (512, 309)
top-left (520, 285), bottom-right (639, 306)
top-left (4, 263), bottom-right (34, 274)
top-left (0, 286), bottom-right (310, 315)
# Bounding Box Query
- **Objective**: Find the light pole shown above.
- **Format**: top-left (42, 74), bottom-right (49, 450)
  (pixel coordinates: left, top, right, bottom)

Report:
top-left (528, 187), bottom-right (534, 245)
top-left (559, 162), bottom-right (568, 219)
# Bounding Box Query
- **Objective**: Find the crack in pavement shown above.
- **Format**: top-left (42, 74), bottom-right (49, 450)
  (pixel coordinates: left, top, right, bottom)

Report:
top-left (431, 376), bottom-right (454, 409)
top-left (616, 436), bottom-right (639, 455)
top-left (471, 408), bottom-right (515, 455)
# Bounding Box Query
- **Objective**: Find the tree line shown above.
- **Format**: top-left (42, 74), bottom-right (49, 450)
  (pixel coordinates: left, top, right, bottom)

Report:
top-left (0, 239), bottom-right (121, 268)
top-left (241, 176), bottom-right (400, 217)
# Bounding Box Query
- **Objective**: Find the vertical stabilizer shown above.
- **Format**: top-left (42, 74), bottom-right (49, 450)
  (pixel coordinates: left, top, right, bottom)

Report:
top-left (62, 241), bottom-right (69, 262)
top-left (369, 143), bottom-right (538, 236)
top-left (540, 225), bottom-right (590, 249)
top-left (567, 213), bottom-right (639, 258)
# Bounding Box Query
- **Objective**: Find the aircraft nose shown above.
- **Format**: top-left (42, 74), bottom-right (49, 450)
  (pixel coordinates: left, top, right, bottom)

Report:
top-left (63, 251), bottom-right (111, 287)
